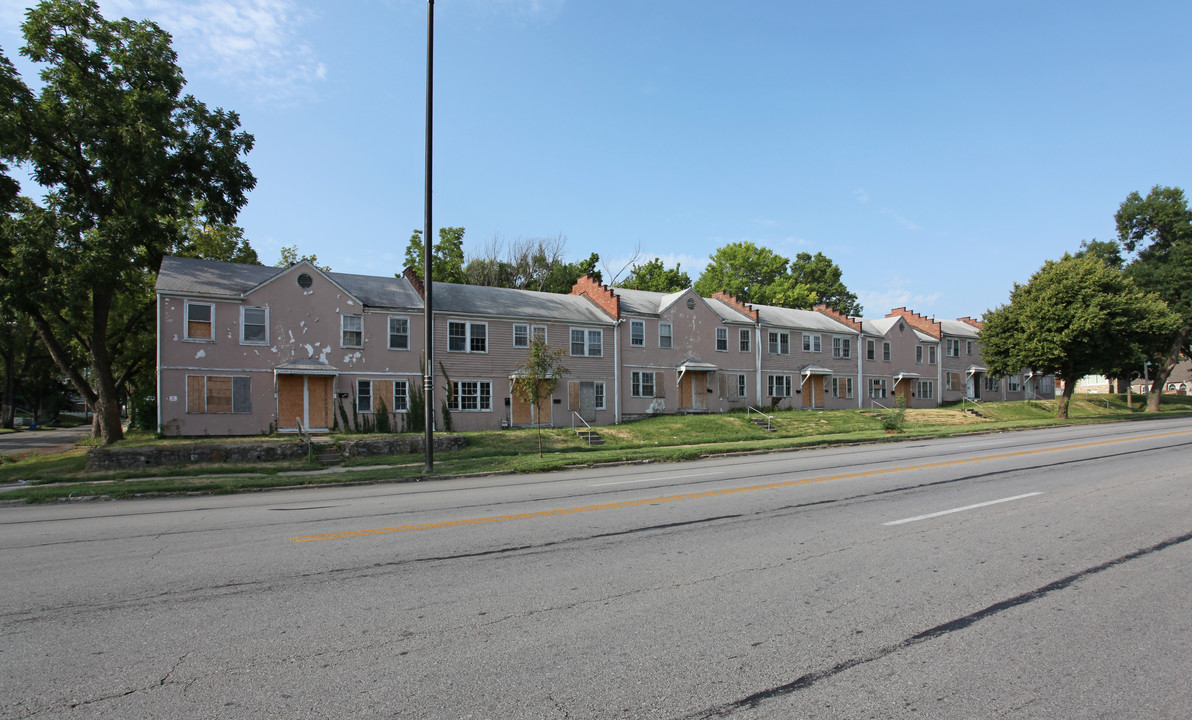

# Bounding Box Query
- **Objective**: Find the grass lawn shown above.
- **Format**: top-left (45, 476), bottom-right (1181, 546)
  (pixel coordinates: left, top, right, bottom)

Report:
top-left (2, 394), bottom-right (1189, 503)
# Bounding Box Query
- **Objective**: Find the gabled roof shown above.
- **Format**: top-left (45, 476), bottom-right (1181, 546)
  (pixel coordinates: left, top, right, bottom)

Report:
top-left (705, 297), bottom-right (759, 324)
top-left (156, 256), bottom-right (422, 310)
top-left (755, 303), bottom-right (859, 334)
top-left (435, 282), bottom-right (613, 324)
top-left (613, 287), bottom-right (687, 315)
top-left (939, 319), bottom-right (981, 339)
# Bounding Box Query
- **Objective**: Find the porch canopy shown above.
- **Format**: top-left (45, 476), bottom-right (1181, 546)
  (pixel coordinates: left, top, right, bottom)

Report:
top-left (676, 358), bottom-right (718, 386)
top-left (274, 359), bottom-right (339, 376)
top-left (800, 364), bottom-right (833, 388)
top-left (965, 365), bottom-right (988, 377)
top-left (892, 371), bottom-right (921, 383)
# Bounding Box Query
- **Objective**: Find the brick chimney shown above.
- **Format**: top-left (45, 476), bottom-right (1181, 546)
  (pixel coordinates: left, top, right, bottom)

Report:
top-left (402, 267), bottom-right (425, 299)
top-left (815, 304), bottom-right (862, 333)
top-left (885, 307), bottom-right (941, 339)
top-left (712, 291), bottom-right (759, 322)
top-left (571, 274), bottom-right (620, 320)
top-left (958, 316), bottom-right (984, 330)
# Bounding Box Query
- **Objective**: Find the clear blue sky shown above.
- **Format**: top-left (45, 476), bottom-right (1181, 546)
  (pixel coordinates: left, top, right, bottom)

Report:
top-left (3, 0), bottom-right (1190, 320)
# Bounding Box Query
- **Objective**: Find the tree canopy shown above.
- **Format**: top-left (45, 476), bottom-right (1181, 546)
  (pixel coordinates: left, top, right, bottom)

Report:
top-left (405, 226), bottom-right (467, 284)
top-left (0, 0), bottom-right (256, 443)
top-left (617, 258), bottom-right (691, 293)
top-left (692, 242), bottom-right (860, 314)
top-left (981, 253), bottom-right (1179, 419)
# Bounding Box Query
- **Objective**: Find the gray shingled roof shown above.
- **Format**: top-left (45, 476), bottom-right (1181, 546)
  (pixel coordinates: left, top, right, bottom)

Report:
top-left (613, 287), bottom-right (689, 315)
top-left (754, 303), bottom-right (858, 334)
top-left (435, 282), bottom-right (612, 324)
top-left (939, 319), bottom-right (981, 338)
top-left (705, 298), bottom-right (757, 324)
top-left (326, 270), bottom-right (422, 310)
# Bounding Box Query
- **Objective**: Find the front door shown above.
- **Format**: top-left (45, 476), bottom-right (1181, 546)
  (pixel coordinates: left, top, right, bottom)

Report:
top-left (678, 372), bottom-right (708, 411)
top-left (511, 379), bottom-right (552, 426)
top-left (802, 376), bottom-right (825, 409)
top-left (277, 375), bottom-right (334, 431)
top-left (898, 379), bottom-right (912, 405)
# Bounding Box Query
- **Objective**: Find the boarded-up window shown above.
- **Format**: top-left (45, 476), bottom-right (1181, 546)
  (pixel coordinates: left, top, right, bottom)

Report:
top-left (568, 382), bottom-right (580, 409)
top-left (187, 375), bottom-right (250, 413)
top-left (654, 371), bottom-right (665, 398)
top-left (186, 302), bottom-right (213, 340)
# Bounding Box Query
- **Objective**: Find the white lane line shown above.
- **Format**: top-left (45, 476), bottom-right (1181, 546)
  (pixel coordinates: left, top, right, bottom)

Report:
top-left (884, 492), bottom-right (1044, 526)
top-left (590, 471), bottom-right (723, 487)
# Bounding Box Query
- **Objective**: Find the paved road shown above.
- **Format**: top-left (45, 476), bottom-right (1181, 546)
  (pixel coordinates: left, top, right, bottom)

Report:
top-left (2, 418), bottom-right (1191, 719)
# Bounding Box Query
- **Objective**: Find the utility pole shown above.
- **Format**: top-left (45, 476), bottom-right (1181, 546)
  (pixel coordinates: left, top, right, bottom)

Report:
top-left (422, 0), bottom-right (435, 474)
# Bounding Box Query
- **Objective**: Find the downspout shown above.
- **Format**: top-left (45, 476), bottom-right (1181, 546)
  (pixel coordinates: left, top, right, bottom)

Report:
top-left (755, 323), bottom-right (763, 402)
top-left (855, 333), bottom-right (863, 409)
top-left (613, 319), bottom-right (622, 424)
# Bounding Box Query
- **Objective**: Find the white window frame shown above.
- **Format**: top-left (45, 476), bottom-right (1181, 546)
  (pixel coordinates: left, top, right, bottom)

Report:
top-left (447, 380), bottom-right (493, 412)
top-left (513, 324), bottom-right (547, 349)
top-left (659, 322), bottom-right (673, 349)
top-left (185, 301), bottom-right (215, 341)
top-left (393, 380), bottom-right (408, 412)
top-left (832, 377), bottom-right (854, 398)
top-left (594, 382), bottom-right (606, 410)
top-left (716, 327), bottom-right (728, 351)
top-left (767, 374), bottom-right (793, 398)
top-left (833, 336), bottom-right (852, 359)
top-left (739, 329), bottom-right (750, 352)
top-left (448, 320), bottom-right (488, 353)
top-left (341, 314), bottom-right (363, 348)
top-left (946, 339), bottom-right (960, 357)
top-left (966, 340), bottom-right (975, 356)
top-left (802, 333), bottom-right (822, 353)
top-left (866, 339), bottom-right (876, 360)
top-left (239, 306), bottom-right (267, 345)
top-left (769, 331), bottom-right (790, 355)
top-left (356, 379), bottom-right (372, 413)
top-left (570, 328), bottom-right (604, 357)
top-left (868, 378), bottom-right (888, 399)
top-left (917, 379), bottom-right (934, 399)
top-left (388, 316), bottom-right (410, 351)
top-left (631, 370), bottom-right (655, 398)
top-left (1008, 375), bottom-right (1020, 392)
top-left (882, 341), bottom-right (891, 362)
top-left (630, 320), bottom-right (645, 347)
top-left (929, 345), bottom-right (938, 364)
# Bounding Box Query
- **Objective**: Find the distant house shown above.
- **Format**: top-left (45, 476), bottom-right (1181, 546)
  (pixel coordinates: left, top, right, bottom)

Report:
top-left (156, 256), bottom-right (1055, 436)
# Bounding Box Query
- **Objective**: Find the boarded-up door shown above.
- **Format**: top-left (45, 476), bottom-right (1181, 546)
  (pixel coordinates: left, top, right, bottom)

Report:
top-left (898, 379), bottom-right (912, 405)
top-left (569, 381), bottom-right (597, 422)
top-left (678, 372), bottom-right (694, 410)
top-left (278, 375), bottom-right (304, 429)
top-left (278, 375), bottom-right (334, 430)
top-left (512, 380), bottom-right (552, 425)
top-left (308, 376), bottom-right (333, 429)
top-left (802, 376), bottom-right (825, 409)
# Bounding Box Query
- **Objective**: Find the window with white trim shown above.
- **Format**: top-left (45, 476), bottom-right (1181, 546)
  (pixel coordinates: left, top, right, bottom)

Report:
top-left (570, 328), bottom-right (603, 357)
top-left (882, 341), bottom-right (891, 362)
top-left (946, 339), bottom-right (960, 357)
top-left (832, 377), bottom-right (854, 398)
top-left (917, 379), bottom-right (934, 399)
top-left (357, 379), bottom-right (372, 413)
top-left (594, 382), bottom-right (606, 410)
top-left (929, 345), bottom-right (938, 364)
top-left (802, 333), bottom-right (822, 353)
top-left (448, 321), bottom-right (487, 353)
top-left (513, 324), bottom-right (546, 349)
top-left (966, 340), bottom-right (974, 355)
top-left (388, 316), bottom-right (409, 350)
top-left (186, 375), bottom-right (250, 413)
top-left (240, 306), bottom-right (267, 344)
top-left (866, 339), bottom-right (876, 360)
top-left (739, 329), bottom-right (750, 352)
top-left (769, 331), bottom-right (790, 355)
top-left (185, 302), bottom-right (214, 341)
top-left (716, 327), bottom-right (728, 351)
top-left (392, 380), bottom-right (408, 411)
top-left (1008, 375), bottom-right (1020, 392)
top-left (868, 378), bottom-right (888, 399)
top-left (341, 314), bottom-right (363, 348)
top-left (833, 336), bottom-right (852, 359)
top-left (915, 345), bottom-right (924, 364)
top-left (737, 374), bottom-right (747, 399)
top-left (659, 323), bottom-right (673, 349)
top-left (631, 371), bottom-right (655, 397)
top-left (447, 380), bottom-right (492, 411)
top-left (630, 320), bottom-right (645, 347)
top-left (767, 374), bottom-right (792, 398)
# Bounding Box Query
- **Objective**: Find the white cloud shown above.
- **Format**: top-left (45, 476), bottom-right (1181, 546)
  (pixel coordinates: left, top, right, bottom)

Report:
top-left (106, 0), bottom-right (326, 103)
top-left (881, 207), bottom-right (922, 232)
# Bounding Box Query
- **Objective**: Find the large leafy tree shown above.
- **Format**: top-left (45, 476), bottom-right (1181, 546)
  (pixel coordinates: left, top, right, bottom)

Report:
top-left (405, 227), bottom-right (467, 284)
top-left (1115, 186), bottom-right (1192, 412)
top-left (788, 251), bottom-right (862, 316)
top-left (693, 241), bottom-right (857, 311)
top-left (462, 235), bottom-right (601, 293)
top-left (981, 254), bottom-right (1179, 419)
top-left (0, 1), bottom-right (255, 444)
top-left (618, 258), bottom-right (691, 293)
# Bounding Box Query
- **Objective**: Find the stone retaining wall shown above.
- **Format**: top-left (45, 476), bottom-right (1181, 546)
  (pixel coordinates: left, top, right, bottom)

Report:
top-left (338, 434), bottom-right (466, 457)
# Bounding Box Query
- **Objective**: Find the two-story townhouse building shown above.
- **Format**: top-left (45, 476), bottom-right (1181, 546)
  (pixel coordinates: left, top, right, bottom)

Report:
top-left (751, 302), bottom-right (862, 410)
top-left (157, 256), bottom-right (424, 436)
top-left (938, 318), bottom-right (985, 402)
top-left (858, 317), bottom-right (942, 409)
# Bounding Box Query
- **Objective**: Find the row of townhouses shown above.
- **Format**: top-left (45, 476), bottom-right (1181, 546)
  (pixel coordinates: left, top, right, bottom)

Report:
top-left (156, 256), bottom-right (1056, 436)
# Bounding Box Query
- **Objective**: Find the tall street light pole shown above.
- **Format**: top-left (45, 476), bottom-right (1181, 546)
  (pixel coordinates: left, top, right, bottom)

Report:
top-left (422, 0), bottom-right (435, 474)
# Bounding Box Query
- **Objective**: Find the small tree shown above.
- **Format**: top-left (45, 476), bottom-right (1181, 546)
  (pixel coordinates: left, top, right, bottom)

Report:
top-left (513, 338), bottom-right (570, 457)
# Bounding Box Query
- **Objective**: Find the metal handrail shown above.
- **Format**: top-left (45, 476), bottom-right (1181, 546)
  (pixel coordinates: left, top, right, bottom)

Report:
top-left (961, 397), bottom-right (985, 414)
top-left (572, 411), bottom-right (594, 445)
top-left (747, 406), bottom-right (773, 430)
top-left (296, 417), bottom-right (313, 461)
top-left (870, 400), bottom-right (891, 412)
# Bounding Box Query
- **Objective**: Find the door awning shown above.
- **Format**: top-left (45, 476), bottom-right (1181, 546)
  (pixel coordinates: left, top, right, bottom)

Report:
top-left (965, 365), bottom-right (988, 376)
top-left (800, 364), bottom-right (834, 377)
top-left (275, 359), bottom-right (339, 376)
top-left (892, 371), bottom-right (921, 382)
top-left (676, 359), bottom-right (718, 386)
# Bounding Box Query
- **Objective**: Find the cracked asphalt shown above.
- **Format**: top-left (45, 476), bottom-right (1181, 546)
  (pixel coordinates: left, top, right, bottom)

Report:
top-left (2, 418), bottom-right (1191, 719)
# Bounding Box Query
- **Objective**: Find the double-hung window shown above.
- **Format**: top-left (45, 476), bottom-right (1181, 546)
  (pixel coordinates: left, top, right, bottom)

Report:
top-left (881, 341), bottom-right (891, 362)
top-left (946, 339), bottom-right (960, 357)
top-left (716, 327), bottom-right (728, 351)
top-left (594, 382), bottom-right (606, 410)
top-left (929, 345), bottom-right (938, 364)
top-left (448, 321), bottom-right (487, 353)
top-left (802, 334), bottom-right (822, 353)
top-left (357, 379), bottom-right (372, 412)
top-left (393, 380), bottom-right (408, 411)
top-left (186, 302), bottom-right (214, 341)
top-left (737, 374), bottom-right (747, 399)
top-left (868, 378), bottom-right (888, 399)
top-left (866, 339), bottom-right (876, 360)
top-left (341, 314), bottom-right (363, 348)
top-left (631, 371), bottom-right (655, 397)
top-left (570, 328), bottom-right (603, 357)
top-left (834, 336), bottom-right (852, 359)
top-left (966, 340), bottom-right (974, 356)
top-left (513, 324), bottom-right (546, 349)
top-left (917, 380), bottom-right (934, 399)
top-left (388, 316), bottom-right (409, 350)
top-left (240, 306), bottom-right (267, 344)
top-left (915, 345), bottom-right (924, 364)
top-left (769, 331), bottom-right (790, 355)
top-left (832, 377), bottom-right (854, 398)
top-left (1008, 375), bottom-right (1020, 392)
top-left (767, 374), bottom-right (792, 398)
top-left (739, 329), bottom-right (750, 352)
top-left (630, 320), bottom-right (645, 347)
top-left (659, 323), bottom-right (673, 349)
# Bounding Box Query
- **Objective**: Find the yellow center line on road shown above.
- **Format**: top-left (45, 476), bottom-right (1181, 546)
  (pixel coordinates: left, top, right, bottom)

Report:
top-left (291, 429), bottom-right (1192, 543)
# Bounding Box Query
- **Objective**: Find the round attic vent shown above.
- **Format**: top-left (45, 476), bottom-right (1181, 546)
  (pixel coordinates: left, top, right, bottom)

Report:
top-left (297, 273), bottom-right (313, 289)
top-left (686, 297), bottom-right (696, 309)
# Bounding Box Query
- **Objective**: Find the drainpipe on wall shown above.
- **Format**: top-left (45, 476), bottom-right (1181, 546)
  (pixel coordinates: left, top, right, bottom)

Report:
top-left (855, 333), bottom-right (863, 409)
top-left (613, 319), bottom-right (622, 424)
top-left (755, 323), bottom-right (763, 403)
